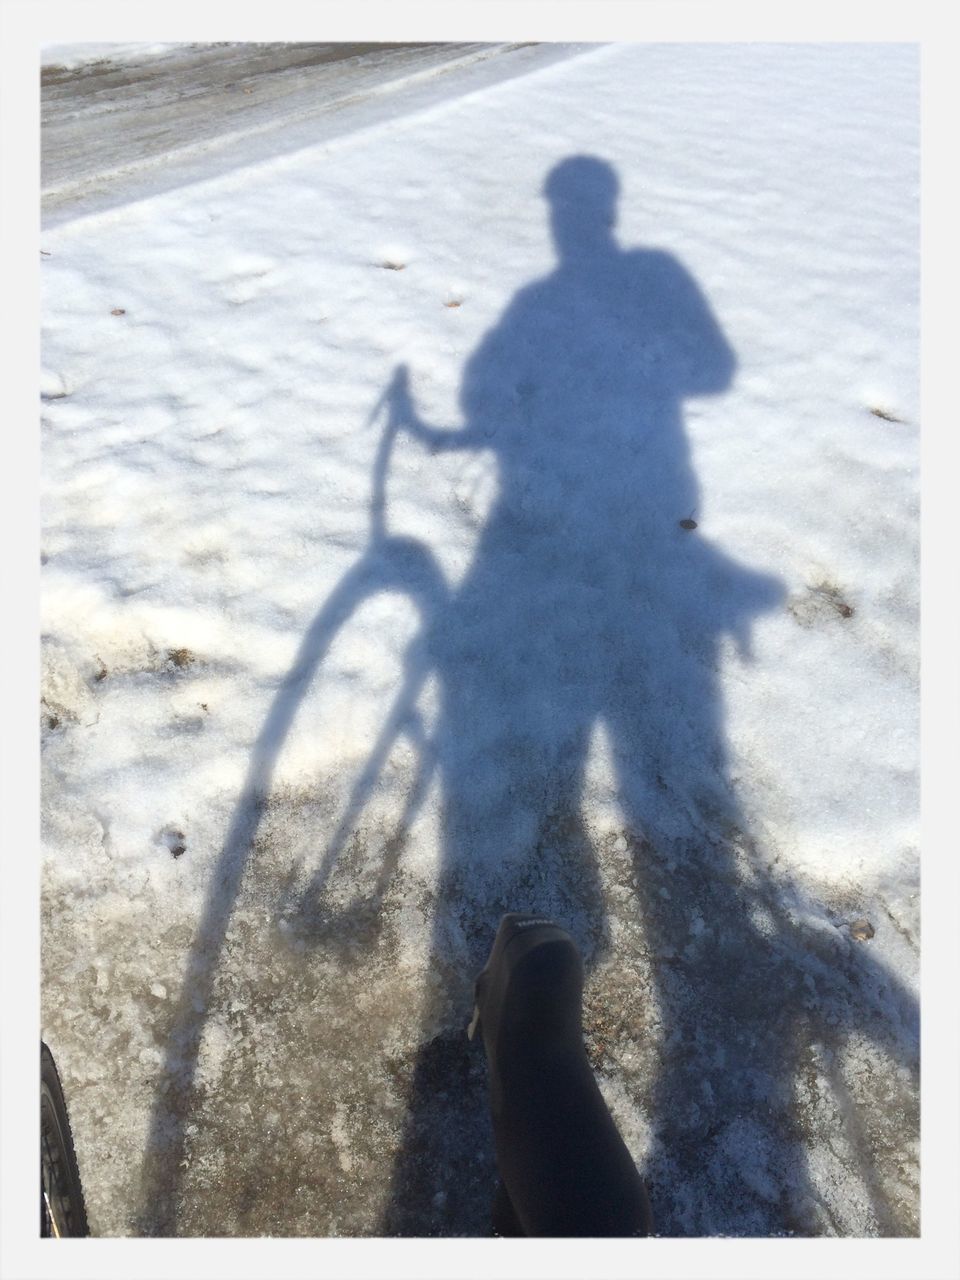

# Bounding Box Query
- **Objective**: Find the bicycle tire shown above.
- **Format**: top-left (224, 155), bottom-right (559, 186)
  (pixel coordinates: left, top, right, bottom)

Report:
top-left (40, 1041), bottom-right (89, 1237)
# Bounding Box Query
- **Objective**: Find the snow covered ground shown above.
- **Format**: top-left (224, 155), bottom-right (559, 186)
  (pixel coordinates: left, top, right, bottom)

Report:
top-left (39, 40), bottom-right (919, 1240)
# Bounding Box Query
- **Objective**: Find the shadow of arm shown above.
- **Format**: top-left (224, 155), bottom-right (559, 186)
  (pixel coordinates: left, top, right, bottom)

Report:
top-left (646, 250), bottom-right (737, 396)
top-left (385, 363), bottom-right (488, 454)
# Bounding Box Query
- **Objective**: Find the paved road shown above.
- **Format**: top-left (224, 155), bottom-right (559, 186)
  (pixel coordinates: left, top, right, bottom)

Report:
top-left (41, 42), bottom-right (557, 223)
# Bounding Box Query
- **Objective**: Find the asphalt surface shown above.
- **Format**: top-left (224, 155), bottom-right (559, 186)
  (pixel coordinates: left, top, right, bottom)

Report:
top-left (41, 42), bottom-right (539, 222)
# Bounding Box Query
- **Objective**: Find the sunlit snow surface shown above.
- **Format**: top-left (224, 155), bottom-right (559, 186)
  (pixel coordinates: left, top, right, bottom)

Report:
top-left (40, 41), bottom-right (919, 1237)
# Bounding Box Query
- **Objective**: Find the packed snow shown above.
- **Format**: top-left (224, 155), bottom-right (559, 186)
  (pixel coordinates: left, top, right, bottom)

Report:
top-left (41, 41), bottom-right (187, 70)
top-left (39, 40), bottom-right (919, 1241)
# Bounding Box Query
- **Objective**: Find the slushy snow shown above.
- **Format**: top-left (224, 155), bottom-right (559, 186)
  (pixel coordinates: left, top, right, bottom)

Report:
top-left (40, 41), bottom-right (919, 1238)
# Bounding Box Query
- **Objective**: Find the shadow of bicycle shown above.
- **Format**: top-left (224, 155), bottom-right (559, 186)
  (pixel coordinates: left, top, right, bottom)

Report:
top-left (137, 155), bottom-right (918, 1238)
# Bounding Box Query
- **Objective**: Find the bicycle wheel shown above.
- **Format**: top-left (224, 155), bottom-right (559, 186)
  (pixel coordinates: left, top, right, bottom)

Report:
top-left (40, 1041), bottom-right (89, 1237)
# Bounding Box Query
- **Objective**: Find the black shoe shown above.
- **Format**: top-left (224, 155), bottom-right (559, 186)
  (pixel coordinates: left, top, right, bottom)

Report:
top-left (468, 913), bottom-right (582, 1067)
top-left (469, 912), bottom-right (653, 1237)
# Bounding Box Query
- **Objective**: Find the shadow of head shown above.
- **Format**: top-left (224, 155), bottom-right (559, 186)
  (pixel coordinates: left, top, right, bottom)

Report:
top-left (544, 155), bottom-right (621, 261)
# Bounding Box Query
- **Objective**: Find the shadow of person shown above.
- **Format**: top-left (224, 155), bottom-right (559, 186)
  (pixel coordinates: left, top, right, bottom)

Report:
top-left (379, 156), bottom-right (918, 1235)
top-left (136, 154), bottom-right (918, 1237)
